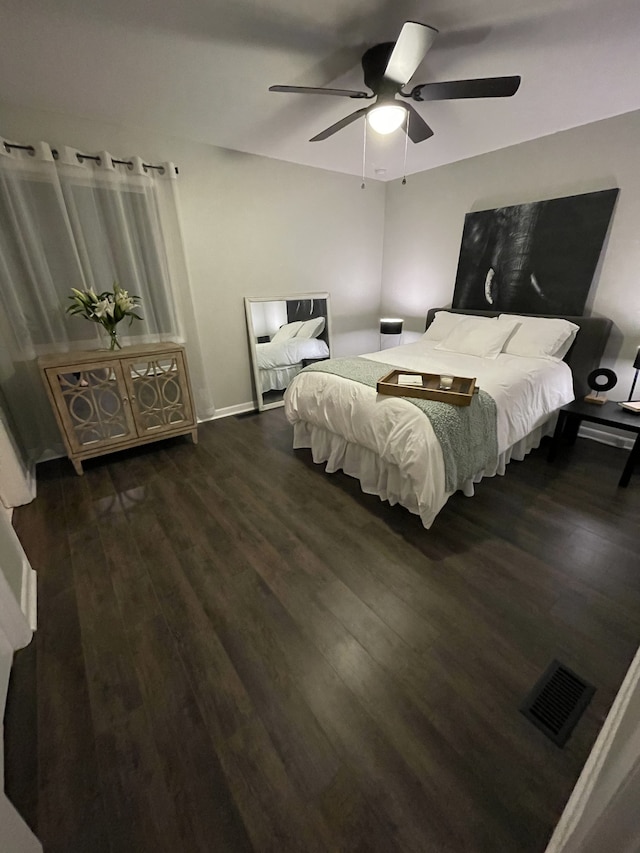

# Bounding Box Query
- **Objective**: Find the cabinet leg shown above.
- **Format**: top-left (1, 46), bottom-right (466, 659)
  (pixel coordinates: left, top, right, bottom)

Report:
top-left (191, 429), bottom-right (198, 445)
top-left (72, 458), bottom-right (84, 476)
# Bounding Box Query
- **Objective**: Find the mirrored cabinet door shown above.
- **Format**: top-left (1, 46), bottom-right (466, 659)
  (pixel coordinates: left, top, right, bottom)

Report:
top-left (245, 293), bottom-right (331, 411)
top-left (121, 353), bottom-right (194, 435)
top-left (50, 361), bottom-right (136, 453)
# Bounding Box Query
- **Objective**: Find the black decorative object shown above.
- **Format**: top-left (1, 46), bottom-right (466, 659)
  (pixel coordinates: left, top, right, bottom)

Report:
top-left (628, 347), bottom-right (640, 401)
top-left (585, 367), bottom-right (617, 405)
top-left (452, 189), bottom-right (619, 314)
top-left (587, 368), bottom-right (617, 392)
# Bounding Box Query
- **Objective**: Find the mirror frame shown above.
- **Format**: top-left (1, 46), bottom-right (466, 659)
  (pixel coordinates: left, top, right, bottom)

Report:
top-left (244, 292), bottom-right (332, 411)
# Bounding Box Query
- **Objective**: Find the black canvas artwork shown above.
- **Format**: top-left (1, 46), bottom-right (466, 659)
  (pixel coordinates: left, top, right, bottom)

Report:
top-left (287, 298), bottom-right (329, 345)
top-left (452, 188), bottom-right (619, 315)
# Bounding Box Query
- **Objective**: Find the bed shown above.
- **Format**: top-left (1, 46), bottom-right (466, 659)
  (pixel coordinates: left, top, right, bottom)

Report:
top-left (284, 309), bottom-right (612, 528)
top-left (257, 336), bottom-right (330, 393)
top-left (255, 314), bottom-right (330, 393)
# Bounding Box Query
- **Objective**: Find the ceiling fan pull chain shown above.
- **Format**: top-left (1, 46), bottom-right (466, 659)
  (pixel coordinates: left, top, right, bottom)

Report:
top-left (402, 112), bottom-right (409, 185)
top-left (361, 119), bottom-right (367, 189)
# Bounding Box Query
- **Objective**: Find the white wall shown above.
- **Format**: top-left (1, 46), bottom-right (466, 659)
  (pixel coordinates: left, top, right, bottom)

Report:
top-left (249, 301), bottom-right (287, 339)
top-left (0, 102), bottom-right (386, 414)
top-left (546, 643), bottom-right (640, 853)
top-left (380, 109), bottom-right (640, 400)
top-left (0, 407), bottom-right (35, 510)
top-left (0, 511), bottom-right (39, 852)
top-left (4, 101), bottom-right (640, 415)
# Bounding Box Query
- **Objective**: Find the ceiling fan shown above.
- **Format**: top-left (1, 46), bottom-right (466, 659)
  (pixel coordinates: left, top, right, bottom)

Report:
top-left (269, 21), bottom-right (521, 143)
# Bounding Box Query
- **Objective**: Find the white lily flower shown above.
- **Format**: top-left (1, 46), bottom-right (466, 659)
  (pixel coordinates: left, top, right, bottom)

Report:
top-left (121, 297), bottom-right (135, 312)
top-left (92, 298), bottom-right (111, 318)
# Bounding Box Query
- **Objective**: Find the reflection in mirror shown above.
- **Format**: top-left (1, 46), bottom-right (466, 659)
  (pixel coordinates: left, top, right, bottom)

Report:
top-left (245, 293), bottom-right (331, 411)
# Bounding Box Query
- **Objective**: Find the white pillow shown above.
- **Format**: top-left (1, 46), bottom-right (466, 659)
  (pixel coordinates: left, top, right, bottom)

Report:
top-left (422, 311), bottom-right (468, 341)
top-left (434, 316), bottom-right (517, 359)
top-left (498, 315), bottom-right (579, 359)
top-left (553, 329), bottom-right (580, 359)
top-left (294, 316), bottom-right (325, 340)
top-left (271, 321), bottom-right (304, 343)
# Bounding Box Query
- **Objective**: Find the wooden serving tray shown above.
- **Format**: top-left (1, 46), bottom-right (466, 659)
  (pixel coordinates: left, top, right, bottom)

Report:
top-left (376, 370), bottom-right (477, 406)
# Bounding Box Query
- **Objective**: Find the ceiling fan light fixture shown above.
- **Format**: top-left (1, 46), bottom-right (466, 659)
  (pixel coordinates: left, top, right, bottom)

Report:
top-left (367, 103), bottom-right (407, 135)
top-left (271, 22), bottom-right (520, 145)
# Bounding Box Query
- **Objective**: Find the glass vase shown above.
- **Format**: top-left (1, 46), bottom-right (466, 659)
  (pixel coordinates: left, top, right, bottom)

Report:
top-left (100, 325), bottom-right (122, 350)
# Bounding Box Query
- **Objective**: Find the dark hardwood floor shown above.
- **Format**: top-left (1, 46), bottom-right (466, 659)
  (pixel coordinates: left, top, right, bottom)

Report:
top-left (5, 409), bottom-right (640, 852)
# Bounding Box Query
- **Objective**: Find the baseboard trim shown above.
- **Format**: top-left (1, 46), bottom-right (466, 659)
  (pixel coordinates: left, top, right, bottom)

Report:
top-left (198, 401), bottom-right (257, 422)
top-left (22, 566), bottom-right (37, 632)
top-left (578, 423), bottom-right (634, 450)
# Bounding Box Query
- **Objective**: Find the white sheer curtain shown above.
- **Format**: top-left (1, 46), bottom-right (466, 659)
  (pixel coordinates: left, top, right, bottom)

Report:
top-left (0, 137), bottom-right (212, 473)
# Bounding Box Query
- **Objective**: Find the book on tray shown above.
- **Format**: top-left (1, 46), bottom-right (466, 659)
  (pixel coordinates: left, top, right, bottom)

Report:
top-left (397, 374), bottom-right (423, 387)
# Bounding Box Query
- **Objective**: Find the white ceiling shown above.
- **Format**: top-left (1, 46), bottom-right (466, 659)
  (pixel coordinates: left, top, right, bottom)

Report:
top-left (1, 0), bottom-right (639, 181)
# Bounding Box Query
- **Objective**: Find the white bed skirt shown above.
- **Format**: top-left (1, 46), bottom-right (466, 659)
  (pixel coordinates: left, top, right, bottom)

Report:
top-left (292, 418), bottom-right (554, 529)
top-left (261, 364), bottom-right (301, 393)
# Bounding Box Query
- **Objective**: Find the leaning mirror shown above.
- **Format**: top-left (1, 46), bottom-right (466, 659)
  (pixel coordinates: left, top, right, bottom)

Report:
top-left (245, 293), bottom-right (331, 411)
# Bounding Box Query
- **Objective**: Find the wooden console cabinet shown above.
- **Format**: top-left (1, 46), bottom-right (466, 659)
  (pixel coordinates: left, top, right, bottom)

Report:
top-left (39, 342), bottom-right (198, 474)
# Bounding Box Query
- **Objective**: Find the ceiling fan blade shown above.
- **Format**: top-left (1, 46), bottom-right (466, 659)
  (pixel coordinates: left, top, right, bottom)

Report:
top-left (383, 21), bottom-right (438, 87)
top-left (269, 85), bottom-right (371, 99)
top-left (409, 75), bottom-right (521, 101)
top-left (309, 106), bottom-right (369, 142)
top-left (403, 103), bottom-right (434, 143)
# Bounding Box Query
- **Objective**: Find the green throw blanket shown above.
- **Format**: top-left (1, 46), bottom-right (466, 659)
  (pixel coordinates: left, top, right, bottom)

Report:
top-left (302, 357), bottom-right (498, 494)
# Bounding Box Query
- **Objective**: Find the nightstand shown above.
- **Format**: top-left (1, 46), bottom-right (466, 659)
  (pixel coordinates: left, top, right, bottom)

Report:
top-left (548, 399), bottom-right (640, 487)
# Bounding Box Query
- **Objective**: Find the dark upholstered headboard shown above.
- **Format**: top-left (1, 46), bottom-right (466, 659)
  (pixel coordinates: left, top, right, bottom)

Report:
top-left (425, 308), bottom-right (612, 399)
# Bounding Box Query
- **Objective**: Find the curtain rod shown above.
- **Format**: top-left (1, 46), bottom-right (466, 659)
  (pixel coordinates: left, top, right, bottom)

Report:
top-left (3, 142), bottom-right (179, 175)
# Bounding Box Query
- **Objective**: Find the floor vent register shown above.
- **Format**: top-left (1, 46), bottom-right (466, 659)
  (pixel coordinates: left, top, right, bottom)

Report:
top-left (520, 660), bottom-right (595, 747)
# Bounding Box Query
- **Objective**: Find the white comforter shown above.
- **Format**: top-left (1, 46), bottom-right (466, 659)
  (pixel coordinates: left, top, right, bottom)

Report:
top-left (284, 339), bottom-right (574, 527)
top-left (257, 338), bottom-right (329, 370)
